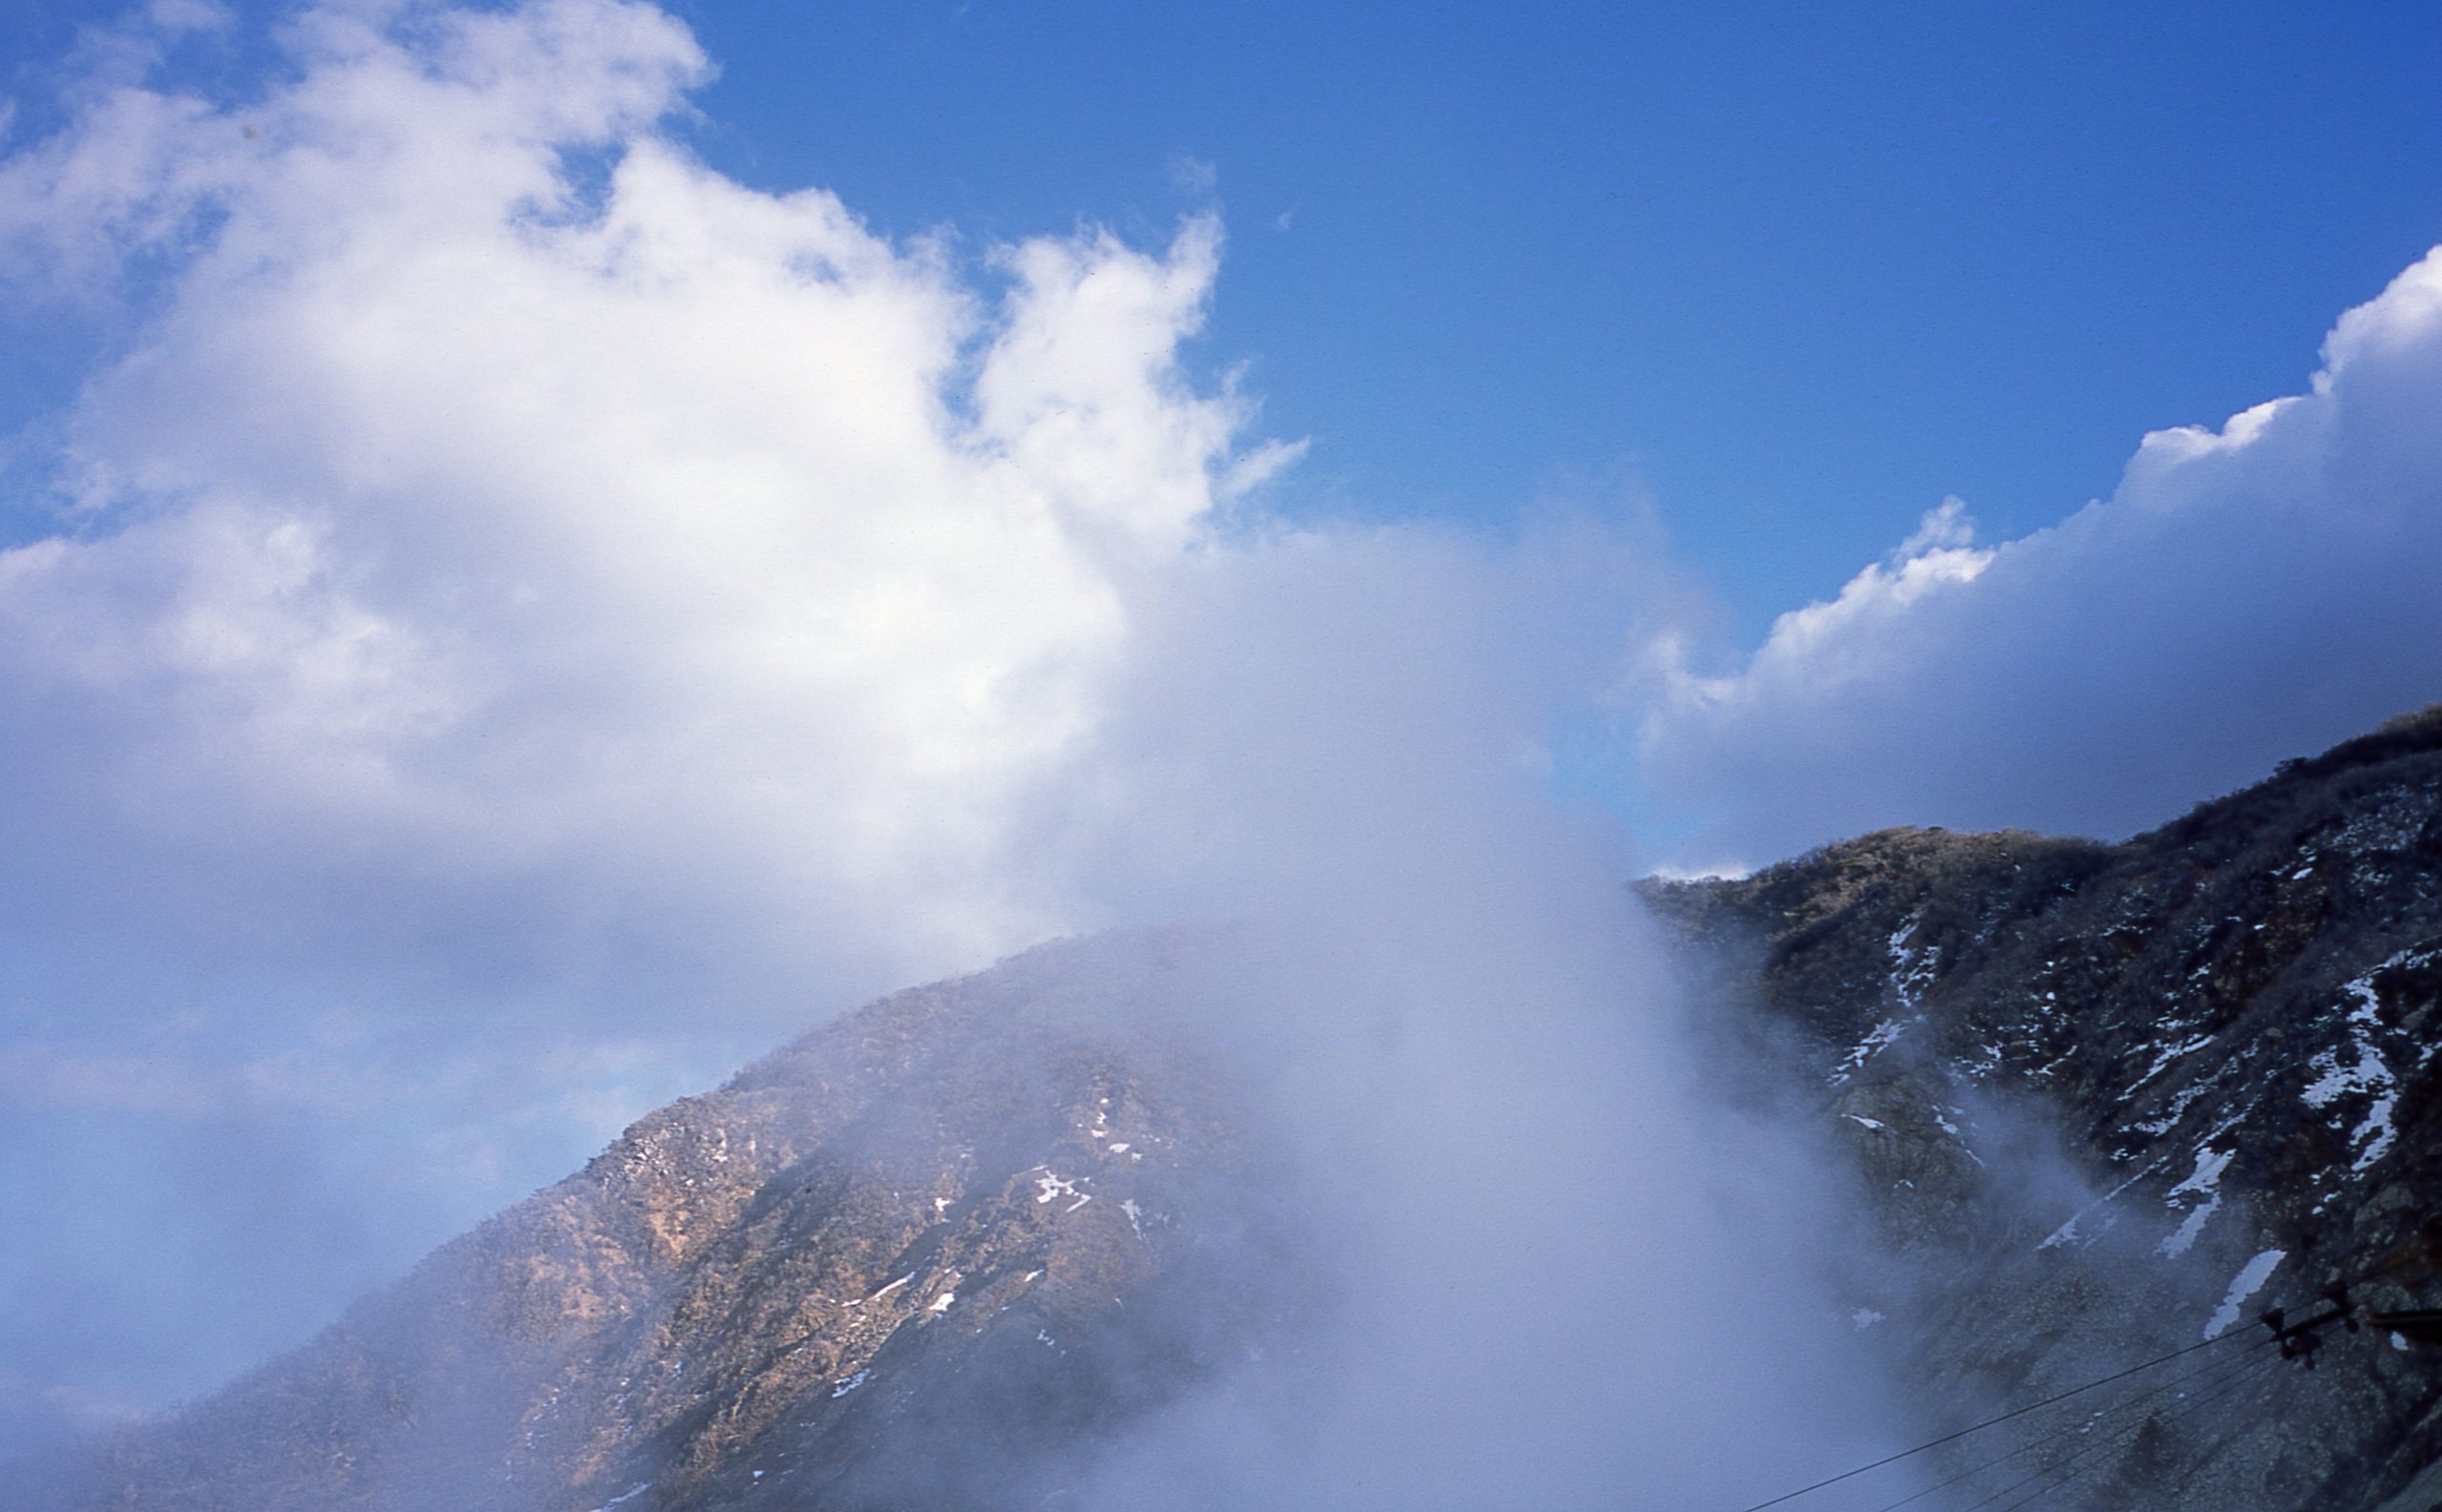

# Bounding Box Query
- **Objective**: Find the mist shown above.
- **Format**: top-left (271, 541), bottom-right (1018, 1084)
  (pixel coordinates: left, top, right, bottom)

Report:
top-left (991, 527), bottom-right (1920, 1509)
top-left (0, 4), bottom-right (1943, 1499)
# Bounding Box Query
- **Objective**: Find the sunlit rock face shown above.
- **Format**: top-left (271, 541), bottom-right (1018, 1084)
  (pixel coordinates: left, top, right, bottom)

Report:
top-left (61, 930), bottom-right (1293, 1512)
top-left (1646, 705), bottom-right (2442, 1512)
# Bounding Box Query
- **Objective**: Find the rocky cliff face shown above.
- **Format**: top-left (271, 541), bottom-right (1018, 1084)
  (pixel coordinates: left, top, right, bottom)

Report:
top-left (1644, 704), bottom-right (2442, 1512)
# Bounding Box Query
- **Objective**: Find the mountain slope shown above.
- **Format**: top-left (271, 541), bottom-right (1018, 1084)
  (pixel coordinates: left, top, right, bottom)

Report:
top-left (1645, 705), bottom-right (2442, 1511)
top-left (42, 710), bottom-right (2442, 1512)
top-left (60, 930), bottom-right (1292, 1512)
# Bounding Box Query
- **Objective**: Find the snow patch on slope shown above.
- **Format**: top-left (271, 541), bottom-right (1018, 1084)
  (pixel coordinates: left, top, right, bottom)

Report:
top-left (2204, 1250), bottom-right (2286, 1339)
top-left (2157, 1144), bottom-right (2234, 1258)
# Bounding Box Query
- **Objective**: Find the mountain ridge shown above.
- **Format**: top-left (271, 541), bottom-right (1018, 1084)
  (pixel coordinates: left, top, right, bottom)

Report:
top-left (33, 710), bottom-right (2442, 1510)
top-left (54, 929), bottom-right (1296, 1511)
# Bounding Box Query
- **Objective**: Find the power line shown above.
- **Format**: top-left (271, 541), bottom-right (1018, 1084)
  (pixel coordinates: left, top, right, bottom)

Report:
top-left (1978, 1351), bottom-right (2283, 1512)
top-left (1952, 1371), bottom-right (2243, 1512)
top-left (1728, 1330), bottom-right (2252, 1512)
top-left (1951, 1348), bottom-right (2281, 1512)
top-left (1731, 1261), bottom-right (2401, 1512)
top-left (1858, 1335), bottom-right (2277, 1512)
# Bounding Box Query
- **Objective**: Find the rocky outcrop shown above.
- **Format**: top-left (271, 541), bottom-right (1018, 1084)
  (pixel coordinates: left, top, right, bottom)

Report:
top-left (1645, 705), bottom-right (2442, 1512)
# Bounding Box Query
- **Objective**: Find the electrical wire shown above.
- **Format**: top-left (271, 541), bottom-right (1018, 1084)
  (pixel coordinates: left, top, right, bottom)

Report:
top-left (1858, 1334), bottom-right (2278, 1512)
top-left (1727, 1329), bottom-right (2253, 1512)
top-left (1729, 1262), bottom-right (2394, 1512)
top-left (1976, 1350), bottom-right (2284, 1512)
top-left (1950, 1348), bottom-right (2280, 1512)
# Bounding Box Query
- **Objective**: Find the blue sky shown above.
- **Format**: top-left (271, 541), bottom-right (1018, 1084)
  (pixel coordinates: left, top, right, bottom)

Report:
top-left (679, 0), bottom-right (2442, 632)
top-left (10, 1), bottom-right (2442, 632)
top-left (4, 0), bottom-right (2442, 1458)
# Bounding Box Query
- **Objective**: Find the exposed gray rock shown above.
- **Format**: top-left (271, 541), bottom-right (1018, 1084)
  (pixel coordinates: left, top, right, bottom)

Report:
top-left (1645, 704), bottom-right (2442, 1512)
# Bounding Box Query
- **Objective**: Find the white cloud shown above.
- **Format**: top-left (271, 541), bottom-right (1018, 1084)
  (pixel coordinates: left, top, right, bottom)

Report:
top-left (0, 15), bottom-right (1866, 1469)
top-left (0, 12), bottom-right (1954, 1502)
top-left (0, 0), bottom-right (1286, 1022)
top-left (1640, 248), bottom-right (2442, 857)
top-left (0, 0), bottom-right (1302, 1406)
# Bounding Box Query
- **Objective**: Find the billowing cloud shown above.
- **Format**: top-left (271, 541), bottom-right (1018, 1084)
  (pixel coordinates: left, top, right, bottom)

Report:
top-left (0, 0), bottom-right (1285, 1001)
top-left (1640, 249), bottom-right (2442, 859)
top-left (4, 5), bottom-right (2255, 1494)
top-left (0, 0), bottom-right (1305, 1412)
top-left (0, 11), bottom-right (1915, 1497)
top-left (3, 2), bottom-right (1753, 1461)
